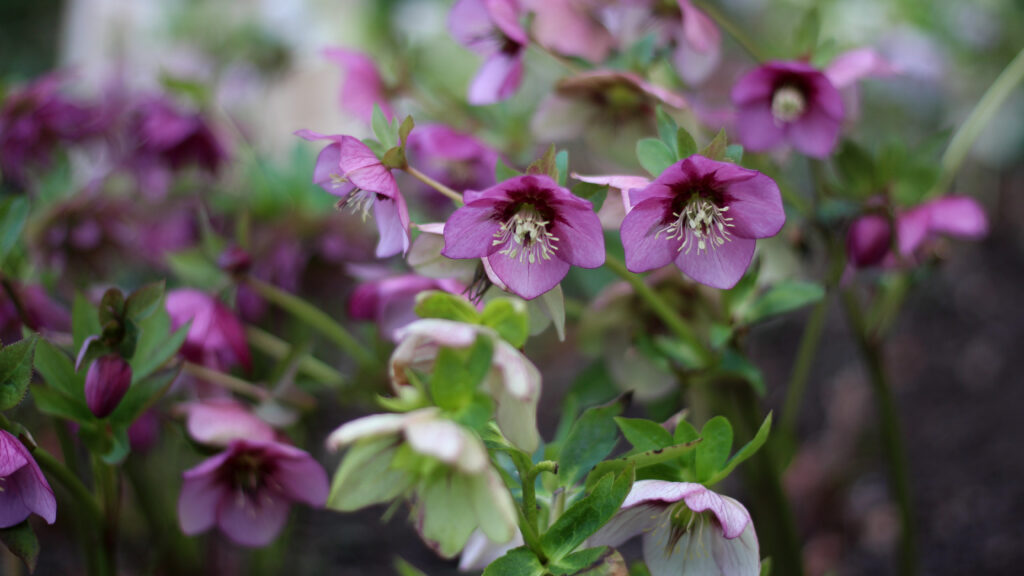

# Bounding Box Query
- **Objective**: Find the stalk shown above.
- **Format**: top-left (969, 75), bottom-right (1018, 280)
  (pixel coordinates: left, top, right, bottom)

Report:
top-left (405, 165), bottom-right (464, 204)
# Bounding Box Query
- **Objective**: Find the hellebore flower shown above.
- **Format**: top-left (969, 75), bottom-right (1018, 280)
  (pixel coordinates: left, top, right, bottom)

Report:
top-left (389, 318), bottom-right (541, 452)
top-left (85, 354), bottom-right (133, 418)
top-left (847, 195), bottom-right (988, 268)
top-left (322, 47), bottom-right (393, 122)
top-left (449, 0), bottom-right (528, 105)
top-left (405, 124), bottom-right (500, 200)
top-left (572, 173), bottom-right (650, 229)
top-left (180, 399), bottom-right (277, 447)
top-left (732, 61), bottom-right (845, 158)
top-left (621, 156), bottom-right (784, 289)
top-left (166, 289), bottom-right (251, 372)
top-left (178, 438), bottom-right (328, 547)
top-left (526, 0), bottom-right (615, 62)
top-left (0, 283), bottom-right (70, 344)
top-left (349, 274), bottom-right (468, 342)
top-left (459, 528), bottom-right (525, 571)
top-left (0, 430), bottom-right (57, 528)
top-left (296, 130), bottom-right (411, 257)
top-left (589, 480), bottom-right (760, 576)
top-left (442, 174), bottom-right (605, 300)
top-left (327, 408), bottom-right (517, 558)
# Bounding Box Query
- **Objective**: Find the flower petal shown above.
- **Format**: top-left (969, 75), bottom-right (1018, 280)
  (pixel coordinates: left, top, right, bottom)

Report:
top-left (621, 198), bottom-right (678, 273)
top-left (788, 105), bottom-right (842, 158)
top-left (825, 48), bottom-right (899, 90)
top-left (216, 489), bottom-right (291, 547)
top-left (550, 198), bottom-right (606, 268)
top-left (643, 519), bottom-right (720, 576)
top-left (675, 235), bottom-right (756, 289)
top-left (469, 51), bottom-right (524, 105)
top-left (734, 101), bottom-right (786, 153)
top-left (721, 170), bottom-right (786, 239)
top-left (373, 195), bottom-right (411, 258)
top-left (486, 247), bottom-right (571, 300)
top-left (441, 200), bottom-right (504, 259)
top-left (326, 412), bottom-right (409, 450)
top-left (921, 196), bottom-right (988, 239)
top-left (270, 450), bottom-right (330, 508)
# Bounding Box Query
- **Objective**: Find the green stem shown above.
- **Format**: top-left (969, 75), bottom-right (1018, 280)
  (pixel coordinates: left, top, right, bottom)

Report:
top-left (841, 289), bottom-right (917, 576)
top-left (29, 445), bottom-right (105, 526)
top-left (692, 1), bottom-right (765, 63)
top-left (182, 361), bottom-right (270, 401)
top-left (511, 455), bottom-right (547, 563)
top-left (92, 455), bottom-right (119, 576)
top-left (604, 255), bottom-right (711, 365)
top-left (780, 297), bottom-right (827, 438)
top-left (125, 460), bottom-right (200, 574)
top-left (245, 325), bottom-right (345, 387)
top-left (935, 46), bottom-right (1024, 196)
top-left (405, 165), bottom-right (464, 204)
top-left (244, 276), bottom-right (376, 368)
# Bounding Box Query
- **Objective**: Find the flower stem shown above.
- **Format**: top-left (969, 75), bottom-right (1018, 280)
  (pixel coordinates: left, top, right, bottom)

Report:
top-left (405, 165), bottom-right (464, 205)
top-left (182, 361), bottom-right (270, 401)
top-left (92, 454), bottom-right (119, 576)
top-left (841, 289), bottom-right (917, 576)
top-left (245, 325), bottom-right (346, 388)
top-left (243, 276), bottom-right (377, 369)
top-left (692, 1), bottom-right (766, 63)
top-left (935, 46), bottom-right (1024, 196)
top-left (511, 453), bottom-right (547, 563)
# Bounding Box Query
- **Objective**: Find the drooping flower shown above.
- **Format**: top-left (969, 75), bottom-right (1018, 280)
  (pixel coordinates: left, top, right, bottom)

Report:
top-left (589, 480), bottom-right (760, 576)
top-left (349, 274), bottom-right (468, 342)
top-left (322, 47), bottom-right (393, 122)
top-left (178, 438), bottom-right (328, 547)
top-left (525, 0), bottom-right (615, 63)
top-left (390, 318), bottom-right (541, 452)
top-left (404, 124), bottom-right (500, 201)
top-left (0, 430), bottom-right (57, 529)
top-left (847, 195), bottom-right (988, 268)
top-left (326, 408), bottom-right (517, 557)
top-left (620, 155), bottom-right (784, 289)
top-left (442, 174), bottom-right (605, 299)
top-left (85, 354), bottom-right (133, 418)
top-left (824, 48), bottom-right (901, 122)
top-left (179, 398), bottom-right (277, 447)
top-left (295, 130), bottom-right (410, 257)
top-left (732, 61), bottom-right (845, 158)
top-left (166, 289), bottom-right (251, 372)
top-left (571, 173), bottom-right (650, 229)
top-left (449, 0), bottom-right (528, 105)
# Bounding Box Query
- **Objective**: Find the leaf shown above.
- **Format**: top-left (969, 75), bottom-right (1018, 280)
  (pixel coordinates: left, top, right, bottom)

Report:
top-left (101, 426), bottom-right (131, 464)
top-left (0, 336), bottom-right (37, 411)
top-left (700, 129), bottom-right (728, 161)
top-left (717, 349), bottom-right (766, 396)
top-left (482, 547), bottom-right (546, 576)
top-left (480, 298), bottom-right (529, 348)
top-left (371, 104), bottom-right (395, 149)
top-left (0, 196), bottom-right (29, 263)
top-left (393, 557), bottom-right (429, 576)
top-left (551, 548), bottom-right (627, 576)
top-left (495, 158), bottom-right (521, 181)
top-left (32, 339), bottom-right (83, 398)
top-left (541, 465), bottom-right (634, 561)
top-left (706, 413), bottom-right (772, 485)
top-left (430, 338), bottom-right (493, 413)
top-left (676, 128), bottom-right (697, 159)
top-left (555, 149), bottom-right (569, 186)
top-left (672, 419), bottom-right (700, 471)
top-left (655, 107), bottom-right (679, 157)
top-left (0, 520), bottom-right (39, 572)
top-left (835, 139), bottom-right (877, 198)
top-left (527, 145), bottom-right (558, 180)
top-left (165, 249), bottom-right (226, 290)
top-left (725, 144), bottom-right (744, 164)
top-left (124, 280), bottom-right (165, 322)
top-left (695, 416), bottom-right (732, 482)
top-left (635, 138), bottom-right (676, 177)
top-left (558, 395), bottom-right (628, 486)
top-left (743, 282), bottom-right (825, 324)
top-left (414, 291), bottom-right (480, 323)
top-left (584, 438), bottom-right (701, 491)
top-left (98, 288), bottom-right (125, 326)
top-left (614, 417), bottom-right (674, 454)
top-left (793, 6), bottom-right (820, 55)
top-left (110, 366), bottom-right (179, 427)
top-left (31, 385), bottom-right (93, 422)
top-left (398, 115), bottom-right (415, 147)
top-left (381, 146), bottom-right (407, 169)
top-left (72, 293), bottom-right (101, 351)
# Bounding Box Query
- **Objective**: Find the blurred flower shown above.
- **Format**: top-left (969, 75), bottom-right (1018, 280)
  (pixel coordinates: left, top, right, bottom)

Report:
top-left (322, 47), bottom-right (393, 122)
top-left (732, 61), bottom-right (844, 158)
top-left (178, 438), bottom-right (328, 547)
top-left (180, 398), bottom-right (276, 447)
top-left (349, 274), bottom-right (467, 342)
top-left (390, 318), bottom-right (541, 452)
top-left (405, 124), bottom-right (500, 200)
top-left (85, 354), bottom-right (132, 418)
top-left (0, 283), bottom-right (70, 344)
top-left (571, 173), bottom-right (649, 229)
top-left (407, 222), bottom-right (480, 283)
top-left (295, 130), bottom-right (410, 257)
top-left (589, 480), bottom-right (759, 576)
top-left (459, 528), bottom-right (524, 571)
top-left (621, 155), bottom-right (784, 289)
top-left (824, 48), bottom-right (901, 122)
top-left (526, 0), bottom-right (614, 62)
top-left (128, 410), bottom-right (161, 453)
top-left (449, 0), bottom-right (528, 105)
top-left (443, 174), bottom-right (604, 299)
top-left (166, 289), bottom-right (251, 372)
top-left (327, 408), bottom-right (517, 557)
top-left (0, 430), bottom-right (57, 528)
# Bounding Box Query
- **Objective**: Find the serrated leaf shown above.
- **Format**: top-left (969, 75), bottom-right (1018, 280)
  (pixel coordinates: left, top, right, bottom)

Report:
top-left (743, 282), bottom-right (825, 324)
top-left (673, 419), bottom-right (699, 471)
top-left (559, 395), bottom-right (628, 486)
top-left (482, 547), bottom-right (546, 576)
top-left (656, 107), bottom-right (679, 157)
top-left (0, 336), bottom-right (37, 411)
top-left (399, 115), bottom-right (415, 147)
top-left (676, 128), bottom-right (697, 159)
top-left (706, 413), bottom-right (772, 485)
top-left (371, 104), bottom-right (395, 149)
top-left (480, 299), bottom-right (529, 348)
top-left (700, 129), bottom-right (728, 161)
top-left (125, 280), bottom-right (165, 322)
top-left (636, 138), bottom-right (676, 177)
top-left (695, 416), bottom-right (732, 482)
top-left (614, 417), bottom-right (674, 453)
top-left (584, 437), bottom-right (701, 491)
top-left (542, 465), bottom-right (634, 561)
top-left (0, 520), bottom-right (39, 572)
top-left (414, 290), bottom-right (479, 323)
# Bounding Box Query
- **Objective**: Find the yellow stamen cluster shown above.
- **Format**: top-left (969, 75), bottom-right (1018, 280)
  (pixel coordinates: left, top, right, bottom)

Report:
top-left (492, 204), bottom-right (559, 264)
top-left (657, 196), bottom-right (734, 255)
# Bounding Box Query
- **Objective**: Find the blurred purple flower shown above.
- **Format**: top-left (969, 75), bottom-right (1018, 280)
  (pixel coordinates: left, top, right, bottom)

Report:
top-left (449, 0), bottom-right (528, 105)
top-left (732, 61), bottom-right (845, 158)
top-left (128, 410), bottom-right (161, 453)
top-left (166, 289), bottom-right (251, 372)
top-left (0, 430), bottom-right (57, 528)
top-left (405, 124), bottom-right (500, 199)
top-left (322, 47), bottom-right (393, 122)
top-left (85, 354), bottom-right (132, 418)
top-left (349, 274), bottom-right (467, 342)
top-left (0, 283), bottom-right (70, 344)
top-left (442, 174), bottom-right (604, 299)
top-left (178, 438), bottom-right (328, 547)
top-left (621, 155), bottom-right (784, 289)
top-left (180, 398), bottom-right (277, 447)
top-left (295, 130), bottom-right (410, 257)
top-left (526, 0), bottom-right (614, 62)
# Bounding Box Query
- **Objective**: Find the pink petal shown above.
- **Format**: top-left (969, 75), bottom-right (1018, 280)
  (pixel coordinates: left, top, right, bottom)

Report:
top-left (442, 200), bottom-right (504, 259)
top-left (731, 66), bottom-right (781, 105)
top-left (269, 450), bottom-right (329, 507)
top-left (531, 0), bottom-right (613, 62)
top-left (621, 198), bottom-right (679, 273)
top-left (896, 205), bottom-right (931, 256)
top-left (847, 215), bottom-right (892, 267)
top-left (216, 489), bottom-right (291, 547)
top-left (450, 0), bottom-right (501, 53)
top-left (184, 400), bottom-right (276, 447)
top-left (675, 235), bottom-right (756, 289)
top-left (825, 48), bottom-right (900, 90)
top-left (486, 249), bottom-right (571, 300)
top-left (178, 462), bottom-right (228, 535)
top-left (469, 51), bottom-right (524, 105)
top-left (720, 170), bottom-right (786, 239)
top-left (549, 198), bottom-right (606, 268)
top-left (921, 196), bottom-right (988, 239)
top-left (679, 0), bottom-right (721, 53)
top-left (485, 0), bottom-right (528, 45)
top-left (788, 105), bottom-right (842, 158)
top-left (373, 195), bottom-right (411, 258)
top-left (734, 101), bottom-right (786, 153)
top-left (322, 47), bottom-right (392, 123)
top-left (681, 488), bottom-right (751, 539)
top-left (711, 507), bottom-right (761, 574)
top-left (588, 502), bottom-right (669, 549)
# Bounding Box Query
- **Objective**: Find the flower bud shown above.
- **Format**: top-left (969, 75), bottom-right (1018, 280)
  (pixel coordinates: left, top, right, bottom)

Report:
top-left (85, 355), bottom-right (132, 418)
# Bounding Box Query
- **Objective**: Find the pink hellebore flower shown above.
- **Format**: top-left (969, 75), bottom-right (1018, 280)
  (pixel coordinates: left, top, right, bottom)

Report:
top-left (449, 0), bottom-right (528, 105)
top-left (349, 274), bottom-right (467, 342)
top-left (847, 196), bottom-right (988, 268)
top-left (0, 430), bottom-right (57, 528)
top-left (296, 130), bottom-right (411, 257)
top-left (85, 354), bottom-right (133, 418)
top-left (589, 480), bottom-right (759, 576)
top-left (442, 174), bottom-right (605, 300)
top-left (732, 61), bottom-right (845, 158)
top-left (165, 289), bottom-right (251, 372)
top-left (405, 124), bottom-right (500, 199)
top-left (572, 173), bottom-right (650, 230)
top-left (621, 156), bottom-right (784, 289)
top-left (178, 439), bottom-right (328, 547)
top-left (322, 47), bottom-right (393, 123)
top-left (180, 399), bottom-right (277, 447)
top-left (0, 283), bottom-right (70, 344)
top-left (526, 0), bottom-right (615, 63)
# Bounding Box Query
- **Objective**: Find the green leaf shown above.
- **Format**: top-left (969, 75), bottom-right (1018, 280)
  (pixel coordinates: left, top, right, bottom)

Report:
top-left (541, 465), bottom-right (634, 561)
top-left (0, 336), bottom-right (37, 411)
top-left (166, 248), bottom-right (226, 290)
top-left (725, 144), bottom-right (744, 164)
top-left (0, 520), bottom-right (39, 572)
top-left (584, 437), bottom-right (701, 491)
top-left (124, 280), bottom-right (165, 322)
top-left (399, 115), bottom-right (415, 147)
top-left (32, 339), bottom-right (83, 398)
top-left (571, 181), bottom-right (609, 207)
top-left (329, 439), bottom-right (412, 511)
top-left (480, 298), bottom-right (529, 348)
top-left (527, 145), bottom-right (558, 181)
top-left (371, 104), bottom-right (395, 149)
top-left (130, 316), bottom-right (188, 384)
top-left (717, 349), bottom-right (766, 396)
top-left (558, 395), bottom-right (628, 486)
top-left (700, 129), bottom-right (728, 161)
top-left (743, 281), bottom-right (825, 324)
top-left (655, 107), bottom-right (679, 157)
top-left (793, 6), bottom-right (820, 55)
top-left (393, 557), bottom-right (429, 576)
top-left (636, 138), bottom-right (676, 177)
top-left (482, 547), bottom-right (546, 576)
top-left (0, 196), bottom-right (29, 263)
top-left (381, 146), bottom-right (407, 169)
top-left (614, 417), bottom-right (674, 453)
top-left (72, 293), bottom-right (101, 351)
top-left (835, 139), bottom-right (877, 198)
top-left (673, 419), bottom-right (700, 471)
top-left (550, 548), bottom-right (626, 576)
top-left (110, 366), bottom-right (179, 427)
top-left (706, 412), bottom-right (772, 485)
top-left (495, 158), bottom-right (521, 181)
top-left (414, 291), bottom-right (480, 323)
top-left (362, 138), bottom-right (387, 158)
top-left (31, 385), bottom-right (93, 422)
top-left (555, 149), bottom-right (569, 186)
top-left (696, 416), bottom-right (732, 482)
top-left (430, 337), bottom-right (493, 413)
top-left (101, 426), bottom-right (131, 464)
top-left (98, 288), bottom-right (125, 326)
top-left (676, 128), bottom-right (697, 159)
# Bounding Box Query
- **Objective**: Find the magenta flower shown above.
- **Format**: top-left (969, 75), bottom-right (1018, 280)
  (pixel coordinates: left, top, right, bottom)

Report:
top-left (589, 480), bottom-right (760, 575)
top-left (620, 156), bottom-right (784, 289)
top-left (322, 47), bottom-right (393, 122)
top-left (449, 0), bottom-right (528, 105)
top-left (732, 61), bottom-right (845, 158)
top-left (442, 174), bottom-right (605, 299)
top-left (180, 399), bottom-right (277, 447)
top-left (166, 289), bottom-right (251, 372)
top-left (349, 274), bottom-right (467, 342)
top-left (526, 0), bottom-right (614, 62)
top-left (405, 124), bottom-right (500, 199)
top-left (85, 354), bottom-right (133, 418)
top-left (572, 173), bottom-right (650, 229)
top-left (0, 283), bottom-right (70, 345)
top-left (178, 438), bottom-right (328, 547)
top-left (847, 196), bottom-right (988, 268)
top-left (296, 130), bottom-right (411, 257)
top-left (0, 430), bottom-right (57, 528)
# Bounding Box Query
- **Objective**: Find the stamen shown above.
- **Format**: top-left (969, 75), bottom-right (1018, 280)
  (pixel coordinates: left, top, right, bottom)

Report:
top-left (492, 204), bottom-right (559, 264)
top-left (335, 188), bottom-right (375, 221)
top-left (771, 85), bottom-right (806, 123)
top-left (656, 197), bottom-right (734, 255)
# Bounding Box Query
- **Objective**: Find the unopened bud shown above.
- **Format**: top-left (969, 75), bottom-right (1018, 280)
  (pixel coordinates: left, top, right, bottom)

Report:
top-left (85, 355), bottom-right (132, 418)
